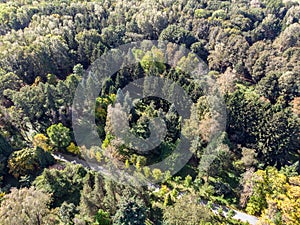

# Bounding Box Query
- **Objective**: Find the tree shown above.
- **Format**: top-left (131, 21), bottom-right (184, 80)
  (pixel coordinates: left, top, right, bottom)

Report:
top-left (159, 25), bottom-right (197, 48)
top-left (33, 164), bottom-right (87, 207)
top-left (263, 0), bottom-right (284, 17)
top-left (101, 25), bottom-right (125, 47)
top-left (282, 5), bottom-right (300, 28)
top-left (245, 41), bottom-right (273, 83)
top-left (113, 195), bottom-right (147, 225)
top-left (237, 147), bottom-right (258, 170)
top-left (226, 85), bottom-right (267, 145)
top-left (274, 23), bottom-right (300, 52)
top-left (152, 168), bottom-right (163, 181)
top-left (247, 167), bottom-right (300, 225)
top-left (211, 9), bottom-right (227, 20)
top-left (0, 134), bottom-right (12, 186)
top-left (59, 202), bottom-right (78, 225)
top-left (0, 133), bottom-right (12, 159)
top-left (252, 14), bottom-right (281, 41)
top-left (257, 107), bottom-right (300, 167)
top-left (73, 64), bottom-right (84, 77)
top-left (47, 123), bottom-right (71, 150)
top-left (0, 187), bottom-right (58, 225)
top-left (67, 142), bottom-right (80, 155)
top-left (140, 47), bottom-right (166, 74)
top-left (278, 71), bottom-right (300, 103)
top-left (94, 209), bottom-right (111, 225)
top-left (277, 176), bottom-right (300, 225)
top-left (78, 172), bottom-right (107, 219)
top-left (33, 133), bottom-right (51, 152)
top-left (280, 162), bottom-right (299, 177)
top-left (194, 9), bottom-right (211, 19)
top-left (75, 29), bottom-right (105, 66)
top-left (256, 72), bottom-right (280, 104)
top-left (4, 83), bottom-right (48, 130)
top-left (163, 192), bottom-right (213, 225)
top-left (246, 167), bottom-right (286, 216)
top-left (8, 147), bottom-right (54, 179)
top-left (0, 71), bottom-right (22, 105)
top-left (240, 168), bottom-right (255, 208)
top-left (135, 5), bottom-right (168, 38)
top-left (208, 34), bottom-right (249, 73)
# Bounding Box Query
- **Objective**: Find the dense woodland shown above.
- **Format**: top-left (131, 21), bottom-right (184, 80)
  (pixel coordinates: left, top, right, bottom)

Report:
top-left (0, 0), bottom-right (299, 224)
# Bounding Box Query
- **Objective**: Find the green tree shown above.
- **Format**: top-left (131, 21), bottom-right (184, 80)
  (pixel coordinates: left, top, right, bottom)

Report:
top-left (0, 134), bottom-right (12, 186)
top-left (73, 64), bottom-right (84, 77)
top-left (159, 25), bottom-right (197, 48)
top-left (163, 193), bottom-right (213, 225)
top-left (59, 202), bottom-right (78, 225)
top-left (33, 164), bottom-right (87, 207)
top-left (75, 29), bottom-right (105, 66)
top-left (78, 172), bottom-right (107, 219)
top-left (47, 123), bottom-right (71, 150)
top-left (113, 195), bottom-right (147, 225)
top-left (256, 72), bottom-right (280, 104)
top-left (8, 147), bottom-right (54, 179)
top-left (274, 23), bottom-right (300, 52)
top-left (278, 71), bottom-right (300, 103)
top-left (94, 209), bottom-right (111, 225)
top-left (226, 85), bottom-right (267, 145)
top-left (257, 106), bottom-right (300, 167)
top-left (252, 14), bottom-right (281, 41)
top-left (0, 71), bottom-right (22, 105)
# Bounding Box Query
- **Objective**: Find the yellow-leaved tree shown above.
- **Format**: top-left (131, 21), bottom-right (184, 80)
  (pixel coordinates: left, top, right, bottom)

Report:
top-left (247, 166), bottom-right (300, 225)
top-left (33, 133), bottom-right (51, 152)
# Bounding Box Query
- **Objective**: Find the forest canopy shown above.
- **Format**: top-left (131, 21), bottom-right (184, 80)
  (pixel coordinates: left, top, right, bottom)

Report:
top-left (0, 0), bottom-right (299, 224)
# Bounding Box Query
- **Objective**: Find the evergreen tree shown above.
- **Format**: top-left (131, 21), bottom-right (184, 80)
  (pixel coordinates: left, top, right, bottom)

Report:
top-left (113, 195), bottom-right (147, 225)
